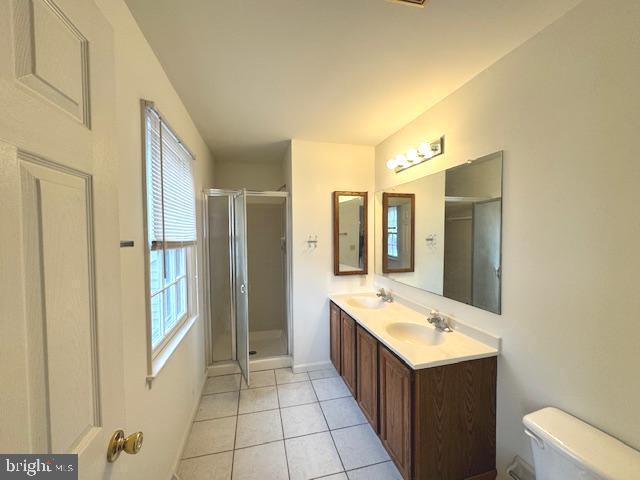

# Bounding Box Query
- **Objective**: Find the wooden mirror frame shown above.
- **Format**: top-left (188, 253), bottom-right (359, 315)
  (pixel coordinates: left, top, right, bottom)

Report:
top-left (382, 192), bottom-right (415, 273)
top-left (333, 191), bottom-right (368, 276)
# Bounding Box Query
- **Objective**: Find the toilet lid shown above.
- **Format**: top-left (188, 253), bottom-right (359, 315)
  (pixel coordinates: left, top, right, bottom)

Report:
top-left (523, 407), bottom-right (640, 480)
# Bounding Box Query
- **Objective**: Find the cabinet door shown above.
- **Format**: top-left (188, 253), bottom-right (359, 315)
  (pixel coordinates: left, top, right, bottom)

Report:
top-left (380, 346), bottom-right (412, 480)
top-left (356, 325), bottom-right (378, 431)
top-left (330, 302), bottom-right (341, 373)
top-left (340, 311), bottom-right (357, 397)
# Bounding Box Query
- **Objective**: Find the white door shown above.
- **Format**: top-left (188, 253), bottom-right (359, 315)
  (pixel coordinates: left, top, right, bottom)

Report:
top-left (0, 0), bottom-right (128, 477)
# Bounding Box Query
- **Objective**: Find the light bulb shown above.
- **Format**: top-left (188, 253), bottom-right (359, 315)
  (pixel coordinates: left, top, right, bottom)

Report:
top-left (418, 142), bottom-right (431, 156)
top-left (386, 158), bottom-right (397, 170)
top-left (406, 148), bottom-right (418, 162)
top-left (395, 154), bottom-right (407, 167)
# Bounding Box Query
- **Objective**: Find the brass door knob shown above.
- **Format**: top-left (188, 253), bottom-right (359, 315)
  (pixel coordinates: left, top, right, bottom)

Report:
top-left (107, 430), bottom-right (144, 463)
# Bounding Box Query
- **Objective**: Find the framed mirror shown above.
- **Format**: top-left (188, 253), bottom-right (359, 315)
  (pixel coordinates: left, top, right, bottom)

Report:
top-left (333, 191), bottom-right (368, 275)
top-left (375, 151), bottom-right (503, 314)
top-left (382, 193), bottom-right (415, 273)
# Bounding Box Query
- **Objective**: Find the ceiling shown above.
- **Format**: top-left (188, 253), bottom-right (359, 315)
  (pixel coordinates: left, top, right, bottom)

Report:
top-left (125, 0), bottom-right (582, 163)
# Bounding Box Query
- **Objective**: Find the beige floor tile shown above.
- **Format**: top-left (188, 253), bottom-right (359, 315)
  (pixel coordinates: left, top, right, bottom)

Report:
top-left (182, 417), bottom-right (236, 459)
top-left (195, 391), bottom-right (238, 421)
top-left (346, 461), bottom-right (402, 479)
top-left (275, 367), bottom-right (310, 384)
top-left (312, 377), bottom-right (351, 401)
top-left (331, 424), bottom-right (390, 470)
top-left (277, 381), bottom-right (317, 408)
top-left (241, 369), bottom-right (276, 389)
top-left (238, 386), bottom-right (278, 414)
top-left (285, 432), bottom-right (343, 480)
top-left (203, 374), bottom-right (241, 395)
top-left (280, 402), bottom-right (328, 438)
top-left (308, 368), bottom-right (339, 380)
top-left (232, 441), bottom-right (288, 480)
top-left (177, 451), bottom-right (232, 480)
top-left (320, 397), bottom-right (367, 430)
top-left (235, 409), bottom-right (283, 448)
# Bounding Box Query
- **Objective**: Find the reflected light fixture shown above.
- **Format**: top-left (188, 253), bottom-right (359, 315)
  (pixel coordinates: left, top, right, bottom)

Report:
top-left (386, 136), bottom-right (444, 173)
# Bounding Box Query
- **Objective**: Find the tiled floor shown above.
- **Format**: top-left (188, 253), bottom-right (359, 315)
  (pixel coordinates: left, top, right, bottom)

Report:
top-left (177, 367), bottom-right (403, 480)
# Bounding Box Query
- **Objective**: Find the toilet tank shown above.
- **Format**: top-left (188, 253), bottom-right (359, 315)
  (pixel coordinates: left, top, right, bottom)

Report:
top-left (523, 407), bottom-right (640, 480)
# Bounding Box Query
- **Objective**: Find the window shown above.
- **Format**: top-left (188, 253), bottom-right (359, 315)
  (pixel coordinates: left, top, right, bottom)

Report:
top-left (144, 102), bottom-right (197, 360)
top-left (387, 205), bottom-right (399, 258)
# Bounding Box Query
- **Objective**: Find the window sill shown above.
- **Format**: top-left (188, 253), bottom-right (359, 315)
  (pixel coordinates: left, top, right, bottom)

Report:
top-left (146, 314), bottom-right (198, 388)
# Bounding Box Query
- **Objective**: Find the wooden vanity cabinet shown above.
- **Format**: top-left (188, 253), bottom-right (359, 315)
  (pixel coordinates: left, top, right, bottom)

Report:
top-left (340, 311), bottom-right (357, 396)
top-left (329, 303), bottom-right (497, 480)
top-left (329, 302), bottom-right (341, 373)
top-left (356, 325), bottom-right (378, 431)
top-left (379, 345), bottom-right (413, 478)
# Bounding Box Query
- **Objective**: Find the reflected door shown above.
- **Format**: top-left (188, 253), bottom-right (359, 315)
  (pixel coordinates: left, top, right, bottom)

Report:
top-left (234, 190), bottom-right (250, 385)
top-left (472, 199), bottom-right (502, 313)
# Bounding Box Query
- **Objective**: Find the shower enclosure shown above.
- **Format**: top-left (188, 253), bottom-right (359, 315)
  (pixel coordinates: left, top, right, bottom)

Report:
top-left (203, 189), bottom-right (290, 385)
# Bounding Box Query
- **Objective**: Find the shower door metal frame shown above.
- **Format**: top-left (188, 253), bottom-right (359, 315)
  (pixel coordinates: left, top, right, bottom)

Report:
top-left (202, 189), bottom-right (239, 366)
top-left (202, 189), bottom-right (292, 366)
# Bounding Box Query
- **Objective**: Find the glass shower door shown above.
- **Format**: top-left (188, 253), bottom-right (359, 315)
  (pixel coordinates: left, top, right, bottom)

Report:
top-left (234, 189), bottom-right (250, 385)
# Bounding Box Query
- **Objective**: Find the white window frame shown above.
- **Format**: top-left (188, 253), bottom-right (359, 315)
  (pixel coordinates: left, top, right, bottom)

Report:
top-left (141, 100), bottom-right (199, 384)
top-left (387, 205), bottom-right (399, 258)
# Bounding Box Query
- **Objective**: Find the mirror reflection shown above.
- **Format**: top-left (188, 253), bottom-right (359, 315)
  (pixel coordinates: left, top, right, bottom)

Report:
top-left (376, 151), bottom-right (503, 314)
top-left (333, 192), bottom-right (368, 275)
top-left (382, 193), bottom-right (414, 273)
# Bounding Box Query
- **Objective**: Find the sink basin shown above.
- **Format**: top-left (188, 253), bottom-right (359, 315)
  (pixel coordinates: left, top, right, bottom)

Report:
top-left (346, 296), bottom-right (385, 310)
top-left (385, 322), bottom-right (445, 347)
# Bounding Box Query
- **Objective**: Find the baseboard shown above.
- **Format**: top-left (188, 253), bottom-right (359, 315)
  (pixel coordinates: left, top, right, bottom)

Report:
top-left (170, 368), bottom-right (207, 479)
top-left (506, 456), bottom-right (535, 480)
top-left (466, 470), bottom-right (497, 480)
top-left (293, 360), bottom-right (333, 374)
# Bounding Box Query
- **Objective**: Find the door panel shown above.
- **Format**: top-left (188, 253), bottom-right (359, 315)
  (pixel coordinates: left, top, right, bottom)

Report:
top-left (472, 199), bottom-right (502, 314)
top-left (234, 189), bottom-right (250, 385)
top-left (340, 311), bottom-right (357, 397)
top-left (379, 346), bottom-right (412, 479)
top-left (0, 0), bottom-right (126, 476)
top-left (21, 158), bottom-right (99, 454)
top-left (356, 325), bottom-right (378, 431)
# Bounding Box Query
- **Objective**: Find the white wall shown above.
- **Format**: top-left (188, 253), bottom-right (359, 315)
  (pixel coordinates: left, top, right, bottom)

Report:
top-left (94, 1), bottom-right (215, 478)
top-left (374, 0), bottom-right (640, 476)
top-left (214, 158), bottom-right (284, 191)
top-left (288, 140), bottom-right (375, 370)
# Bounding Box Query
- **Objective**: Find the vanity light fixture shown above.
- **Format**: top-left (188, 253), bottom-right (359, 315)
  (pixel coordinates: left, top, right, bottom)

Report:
top-left (386, 136), bottom-right (444, 173)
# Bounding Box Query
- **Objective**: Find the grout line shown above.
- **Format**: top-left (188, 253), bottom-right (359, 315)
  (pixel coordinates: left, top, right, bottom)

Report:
top-left (275, 381), bottom-right (292, 480)
top-left (311, 378), bottom-right (348, 475)
top-left (181, 450), bottom-right (234, 461)
top-left (194, 406), bottom-right (280, 423)
top-left (229, 382), bottom-right (241, 479)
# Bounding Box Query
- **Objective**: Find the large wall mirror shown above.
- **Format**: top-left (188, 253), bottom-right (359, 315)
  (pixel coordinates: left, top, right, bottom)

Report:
top-left (333, 191), bottom-right (368, 275)
top-left (375, 151), bottom-right (503, 314)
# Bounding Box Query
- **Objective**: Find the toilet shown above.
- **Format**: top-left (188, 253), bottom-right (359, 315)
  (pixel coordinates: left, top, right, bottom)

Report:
top-left (523, 407), bottom-right (640, 479)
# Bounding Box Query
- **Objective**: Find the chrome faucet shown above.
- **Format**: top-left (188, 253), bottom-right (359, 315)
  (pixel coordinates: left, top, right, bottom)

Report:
top-left (427, 309), bottom-right (453, 332)
top-left (376, 288), bottom-right (394, 303)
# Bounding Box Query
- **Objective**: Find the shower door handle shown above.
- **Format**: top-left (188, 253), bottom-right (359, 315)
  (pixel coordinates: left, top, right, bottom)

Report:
top-left (240, 284), bottom-right (247, 294)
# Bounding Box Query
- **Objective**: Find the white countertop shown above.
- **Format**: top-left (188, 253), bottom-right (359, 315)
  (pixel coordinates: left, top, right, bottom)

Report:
top-left (329, 292), bottom-right (500, 370)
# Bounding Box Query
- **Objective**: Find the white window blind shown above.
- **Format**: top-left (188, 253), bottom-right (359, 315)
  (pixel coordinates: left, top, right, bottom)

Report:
top-left (145, 106), bottom-right (197, 248)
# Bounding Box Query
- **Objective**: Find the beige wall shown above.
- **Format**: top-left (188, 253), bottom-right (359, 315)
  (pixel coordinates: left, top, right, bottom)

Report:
top-left (374, 0), bottom-right (640, 476)
top-left (94, 1), bottom-right (215, 478)
top-left (289, 140), bottom-right (375, 370)
top-left (214, 159), bottom-right (284, 191)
